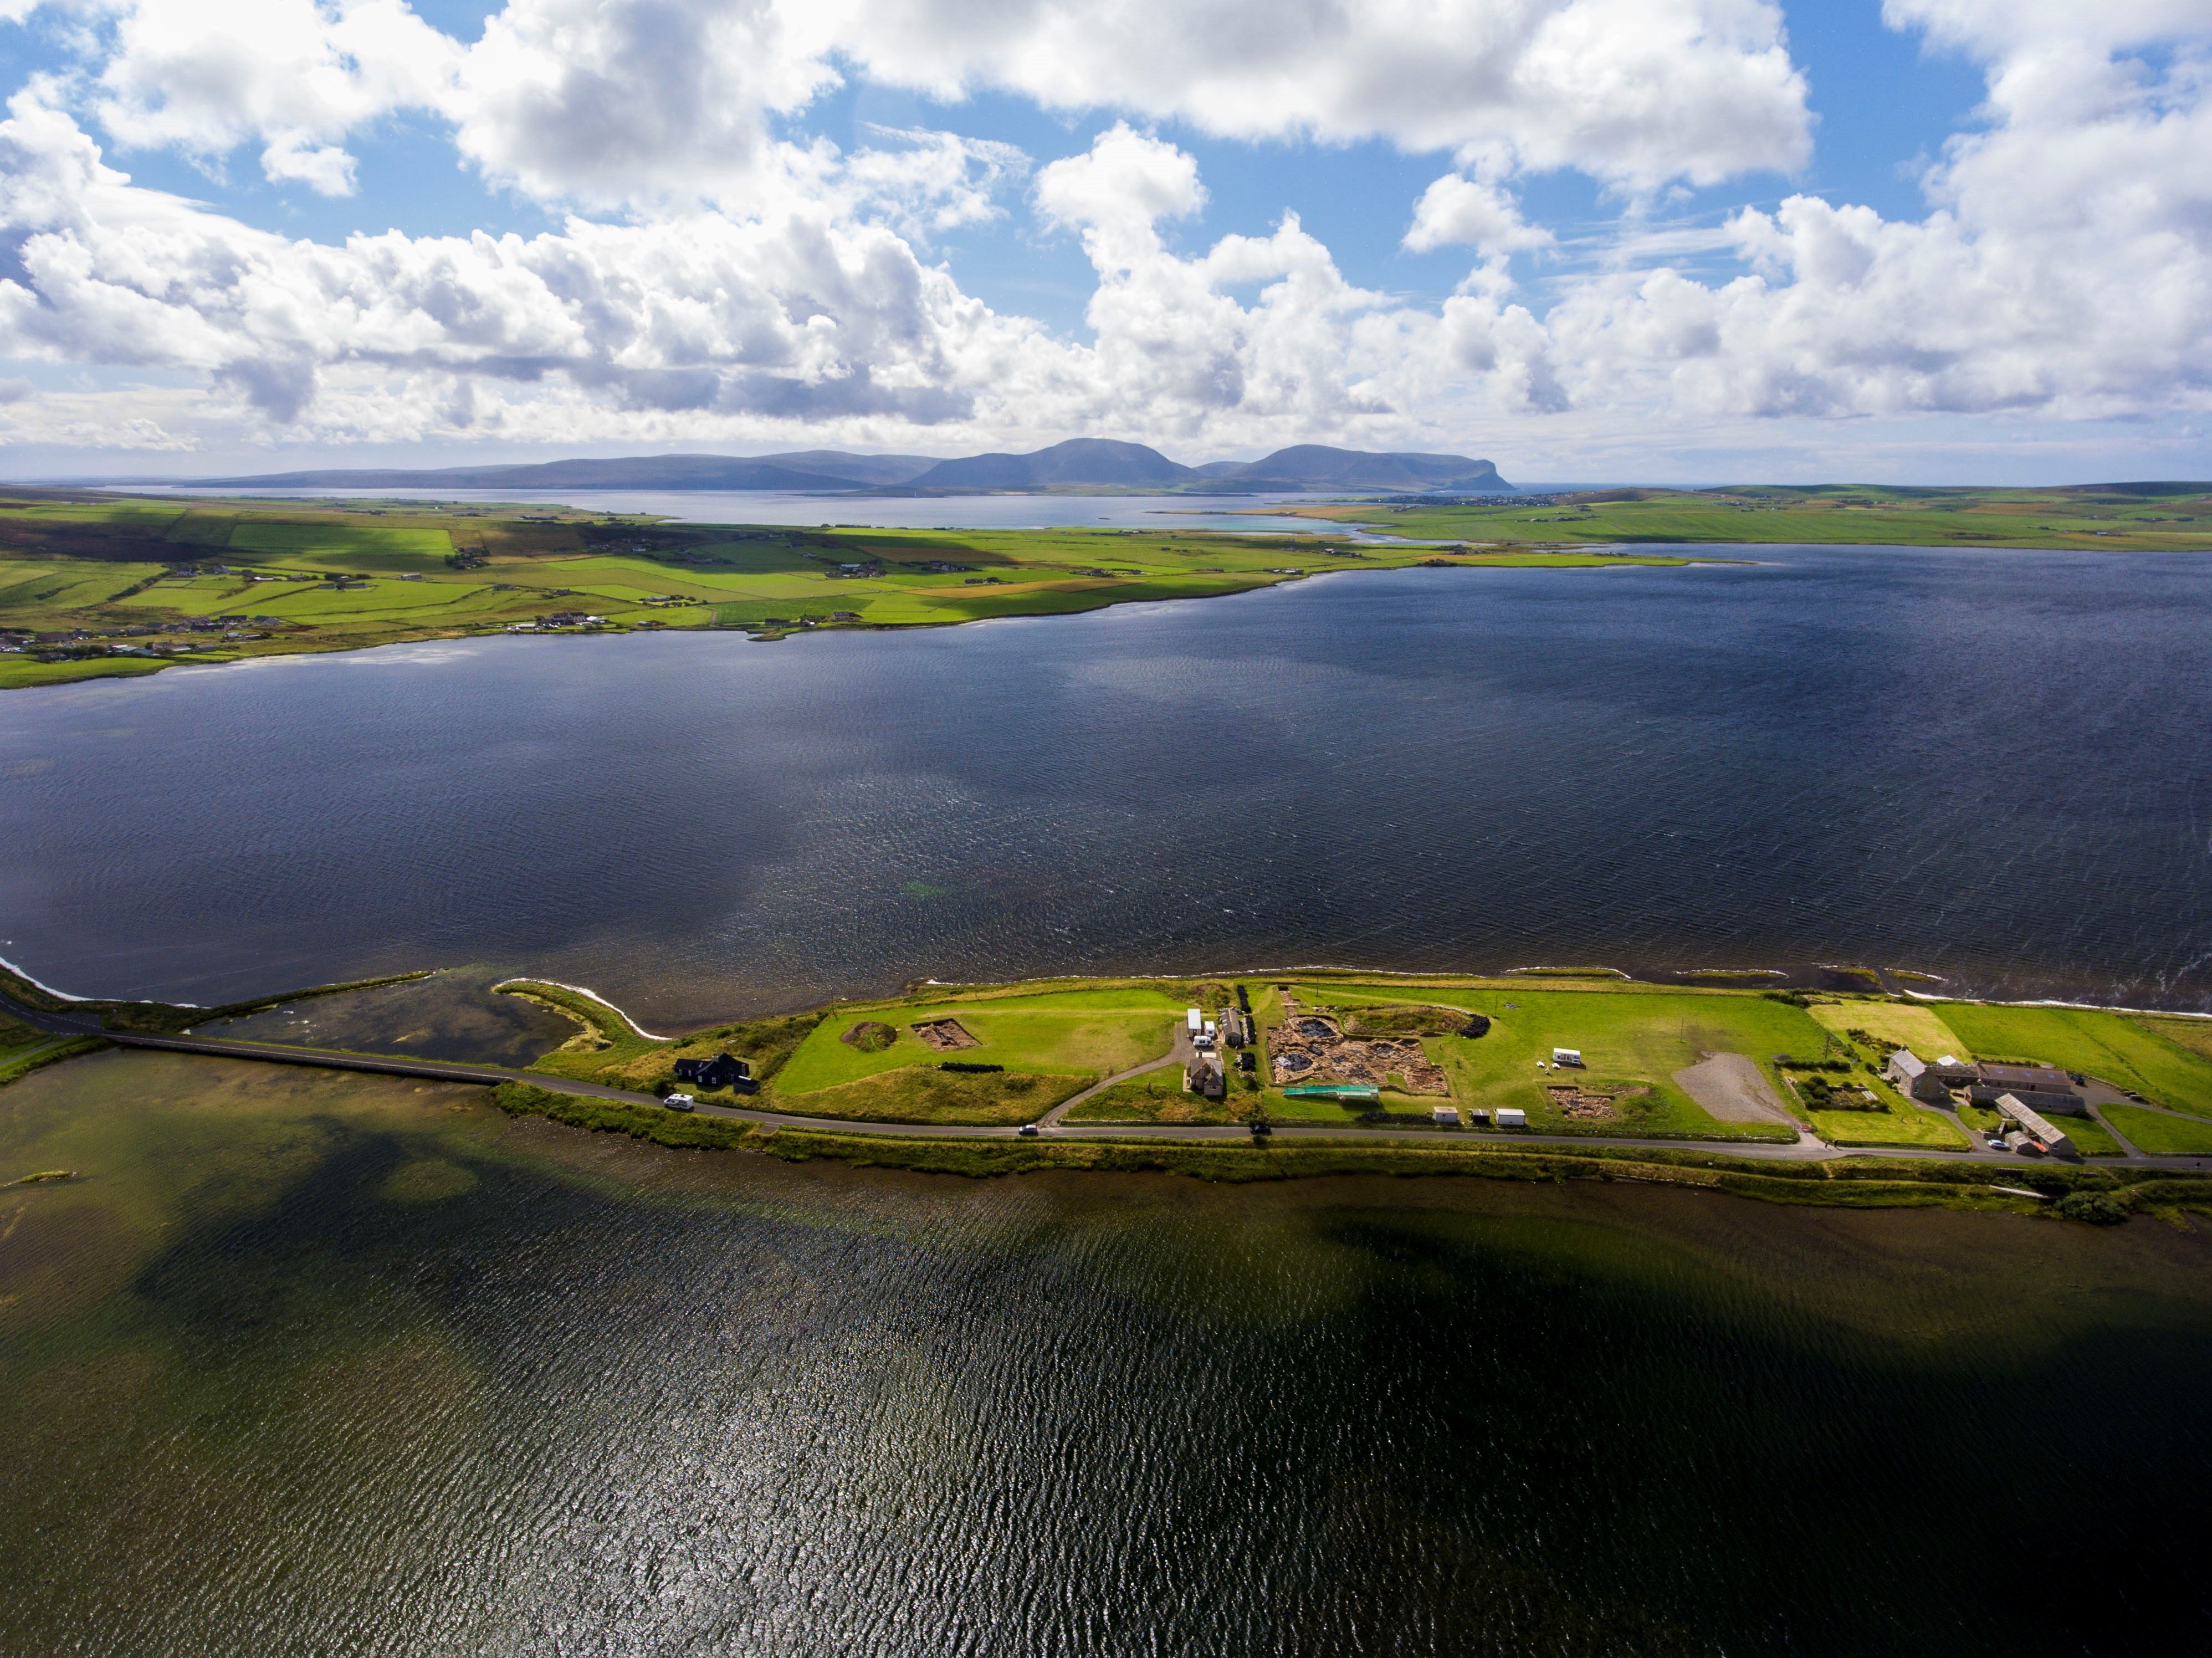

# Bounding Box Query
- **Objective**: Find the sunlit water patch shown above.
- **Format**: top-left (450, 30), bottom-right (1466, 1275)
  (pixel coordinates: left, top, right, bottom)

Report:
top-left (3, 1051), bottom-right (2209, 1655)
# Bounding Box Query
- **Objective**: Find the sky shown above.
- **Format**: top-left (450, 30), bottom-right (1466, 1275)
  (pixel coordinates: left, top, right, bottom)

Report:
top-left (0, 0), bottom-right (2206, 484)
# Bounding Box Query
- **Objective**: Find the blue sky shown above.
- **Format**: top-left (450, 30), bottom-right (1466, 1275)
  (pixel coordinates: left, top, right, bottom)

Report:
top-left (0, 0), bottom-right (2205, 482)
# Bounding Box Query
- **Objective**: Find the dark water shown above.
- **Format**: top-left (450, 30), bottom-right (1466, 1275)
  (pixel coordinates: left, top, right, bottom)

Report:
top-left (3, 545), bottom-right (2210, 1024)
top-left (4, 1051), bottom-right (2210, 1656)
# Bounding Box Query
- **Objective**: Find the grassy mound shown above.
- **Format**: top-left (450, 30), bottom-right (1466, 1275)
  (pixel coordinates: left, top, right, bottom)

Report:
top-left (841, 1020), bottom-right (898, 1053)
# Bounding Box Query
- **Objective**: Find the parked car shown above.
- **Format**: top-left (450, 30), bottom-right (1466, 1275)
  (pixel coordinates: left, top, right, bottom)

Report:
top-left (1018, 1124), bottom-right (1039, 1138)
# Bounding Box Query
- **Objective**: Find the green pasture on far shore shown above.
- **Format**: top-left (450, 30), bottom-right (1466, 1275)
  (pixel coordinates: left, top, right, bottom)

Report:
top-left (0, 488), bottom-right (1693, 690)
top-left (1291, 481), bottom-right (2212, 552)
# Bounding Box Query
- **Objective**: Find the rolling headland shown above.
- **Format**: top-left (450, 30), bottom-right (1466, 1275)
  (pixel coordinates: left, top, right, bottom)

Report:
top-left (4, 472), bottom-right (2207, 690)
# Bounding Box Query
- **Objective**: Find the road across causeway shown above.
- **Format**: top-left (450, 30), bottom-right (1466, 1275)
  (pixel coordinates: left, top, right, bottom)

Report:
top-left (7, 988), bottom-right (2208, 1170)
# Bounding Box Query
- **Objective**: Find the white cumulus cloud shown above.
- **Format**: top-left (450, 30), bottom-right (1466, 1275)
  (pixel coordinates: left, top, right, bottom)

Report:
top-left (0, 0), bottom-right (2206, 468)
top-left (1545, 13), bottom-right (2212, 420)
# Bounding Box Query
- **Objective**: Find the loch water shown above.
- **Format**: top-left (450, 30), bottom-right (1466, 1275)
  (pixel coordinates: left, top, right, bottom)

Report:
top-left (3, 544), bottom-right (2208, 1021)
top-left (3, 1051), bottom-right (2211, 1657)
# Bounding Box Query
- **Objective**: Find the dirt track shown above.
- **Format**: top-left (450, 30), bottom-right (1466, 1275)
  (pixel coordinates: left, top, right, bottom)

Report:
top-left (1674, 1052), bottom-right (1794, 1126)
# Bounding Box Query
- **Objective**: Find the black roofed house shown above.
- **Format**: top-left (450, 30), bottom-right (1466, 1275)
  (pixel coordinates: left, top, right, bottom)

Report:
top-left (673, 1052), bottom-right (756, 1093)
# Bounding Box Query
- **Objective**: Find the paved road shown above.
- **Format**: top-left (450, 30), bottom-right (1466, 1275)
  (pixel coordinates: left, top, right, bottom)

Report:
top-left (9, 986), bottom-right (2211, 1169)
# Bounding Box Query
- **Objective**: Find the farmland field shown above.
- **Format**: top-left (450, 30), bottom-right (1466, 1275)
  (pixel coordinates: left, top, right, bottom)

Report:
top-left (1291, 481), bottom-right (2212, 552)
top-left (1932, 1004), bottom-right (2212, 1114)
top-left (773, 986), bottom-right (1186, 1098)
top-left (0, 488), bottom-right (1692, 689)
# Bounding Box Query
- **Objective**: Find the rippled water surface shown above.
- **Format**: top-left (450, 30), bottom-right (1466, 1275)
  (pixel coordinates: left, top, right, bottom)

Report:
top-left (3, 545), bottom-right (2210, 1021)
top-left (4, 1052), bottom-right (2210, 1656)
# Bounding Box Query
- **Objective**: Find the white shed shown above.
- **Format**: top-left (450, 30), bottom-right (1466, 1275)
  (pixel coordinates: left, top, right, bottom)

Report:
top-left (1497, 1107), bottom-right (1528, 1127)
top-left (1431, 1105), bottom-right (1460, 1125)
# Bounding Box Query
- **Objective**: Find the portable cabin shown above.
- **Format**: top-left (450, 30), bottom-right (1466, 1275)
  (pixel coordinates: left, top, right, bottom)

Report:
top-left (1431, 1106), bottom-right (1461, 1125)
top-left (1552, 1048), bottom-right (1584, 1068)
top-left (1496, 1107), bottom-right (1528, 1127)
top-left (1186, 1007), bottom-right (1204, 1033)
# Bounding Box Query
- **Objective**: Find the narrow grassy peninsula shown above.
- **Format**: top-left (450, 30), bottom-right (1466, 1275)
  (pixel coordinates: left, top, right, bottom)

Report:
top-left (13, 957), bottom-right (2212, 1221)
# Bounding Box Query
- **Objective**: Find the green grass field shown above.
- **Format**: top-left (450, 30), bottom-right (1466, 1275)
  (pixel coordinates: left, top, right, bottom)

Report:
top-left (2057, 1113), bottom-right (2127, 1156)
top-left (0, 488), bottom-right (1701, 689)
top-left (1288, 482), bottom-right (2212, 552)
top-left (1066, 1067), bottom-right (1247, 1124)
top-left (770, 1065), bottom-right (1083, 1126)
top-left (1807, 1096), bottom-right (1970, 1149)
top-left (774, 986), bottom-right (1185, 1096)
top-left (1929, 1004), bottom-right (2212, 1114)
top-left (2096, 1106), bottom-right (2212, 1156)
top-left (1809, 999), bottom-right (1972, 1060)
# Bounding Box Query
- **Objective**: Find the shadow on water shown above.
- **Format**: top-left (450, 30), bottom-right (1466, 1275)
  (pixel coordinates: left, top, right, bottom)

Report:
top-left (3, 1052), bottom-right (2211, 1654)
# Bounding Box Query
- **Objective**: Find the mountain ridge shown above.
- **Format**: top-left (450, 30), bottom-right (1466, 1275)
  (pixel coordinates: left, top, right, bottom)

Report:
top-left (190, 441), bottom-right (1513, 494)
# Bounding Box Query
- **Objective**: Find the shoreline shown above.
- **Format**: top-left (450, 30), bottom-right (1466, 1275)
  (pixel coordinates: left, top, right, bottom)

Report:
top-left (0, 546), bottom-right (1683, 694)
top-left (9, 958), bottom-right (2211, 1222)
top-left (0, 485), bottom-right (1696, 693)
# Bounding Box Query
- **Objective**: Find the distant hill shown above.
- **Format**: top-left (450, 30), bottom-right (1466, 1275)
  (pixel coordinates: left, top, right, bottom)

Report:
top-left (192, 442), bottom-right (1511, 494)
top-left (903, 439), bottom-right (1194, 491)
top-left (747, 451), bottom-right (939, 486)
top-left (1220, 446), bottom-right (1510, 492)
top-left (193, 454), bottom-right (875, 493)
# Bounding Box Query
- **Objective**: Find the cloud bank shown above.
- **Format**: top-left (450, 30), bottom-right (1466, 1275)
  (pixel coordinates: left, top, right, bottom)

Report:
top-left (0, 0), bottom-right (2205, 468)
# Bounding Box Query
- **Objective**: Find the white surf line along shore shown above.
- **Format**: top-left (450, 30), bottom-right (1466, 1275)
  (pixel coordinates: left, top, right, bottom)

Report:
top-left (493, 978), bottom-right (677, 1042)
top-left (0, 952), bottom-right (204, 1009)
top-left (1894, 985), bottom-right (2212, 1021)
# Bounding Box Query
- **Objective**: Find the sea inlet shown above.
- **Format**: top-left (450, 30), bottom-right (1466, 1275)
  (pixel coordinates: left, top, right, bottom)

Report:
top-left (2, 1052), bottom-right (2209, 1655)
top-left (4, 543), bottom-right (2212, 1654)
top-left (2, 543), bottom-right (2209, 1023)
